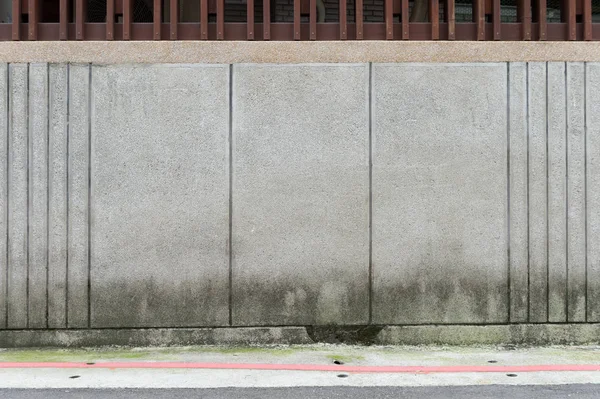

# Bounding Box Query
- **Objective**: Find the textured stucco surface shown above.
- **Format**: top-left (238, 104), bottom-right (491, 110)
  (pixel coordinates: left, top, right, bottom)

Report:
top-left (0, 61), bottom-right (598, 331)
top-left (371, 63), bottom-right (509, 324)
top-left (0, 42), bottom-right (599, 64)
top-left (90, 65), bottom-right (230, 327)
top-left (231, 64), bottom-right (370, 326)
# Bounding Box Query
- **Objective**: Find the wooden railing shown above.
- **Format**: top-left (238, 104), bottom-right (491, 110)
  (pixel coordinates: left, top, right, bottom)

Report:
top-left (4, 0), bottom-right (599, 40)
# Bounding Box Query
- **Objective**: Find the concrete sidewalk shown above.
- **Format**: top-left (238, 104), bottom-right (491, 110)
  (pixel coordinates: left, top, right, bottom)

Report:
top-left (0, 345), bottom-right (599, 388)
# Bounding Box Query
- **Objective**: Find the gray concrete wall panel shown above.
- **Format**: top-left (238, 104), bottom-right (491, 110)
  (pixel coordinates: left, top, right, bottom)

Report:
top-left (47, 64), bottom-right (68, 329)
top-left (231, 64), bottom-right (370, 326)
top-left (547, 62), bottom-right (568, 322)
top-left (587, 63), bottom-right (600, 321)
top-left (528, 62), bottom-right (548, 322)
top-left (372, 63), bottom-right (509, 324)
top-left (0, 63), bottom-right (6, 328)
top-left (566, 62), bottom-right (586, 322)
top-left (28, 63), bottom-right (48, 329)
top-left (67, 64), bottom-right (89, 328)
top-left (90, 65), bottom-right (230, 328)
top-left (7, 64), bottom-right (29, 328)
top-left (508, 62), bottom-right (529, 322)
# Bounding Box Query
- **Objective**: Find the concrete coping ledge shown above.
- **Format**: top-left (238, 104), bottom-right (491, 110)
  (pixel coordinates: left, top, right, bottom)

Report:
top-left (0, 42), bottom-right (600, 64)
top-left (1, 325), bottom-right (600, 347)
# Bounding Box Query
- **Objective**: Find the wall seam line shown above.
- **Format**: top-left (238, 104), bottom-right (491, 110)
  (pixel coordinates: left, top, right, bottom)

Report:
top-left (584, 62), bottom-right (588, 322)
top-left (45, 62), bottom-right (49, 329)
top-left (87, 63), bottom-right (92, 329)
top-left (26, 63), bottom-right (30, 329)
top-left (526, 62), bottom-right (530, 323)
top-left (546, 61), bottom-right (550, 322)
top-left (368, 62), bottom-right (373, 325)
top-left (65, 63), bottom-right (69, 329)
top-left (565, 62), bottom-right (569, 321)
top-left (4, 63), bottom-right (9, 329)
top-left (228, 63), bottom-right (233, 327)
top-left (507, 62), bottom-right (511, 323)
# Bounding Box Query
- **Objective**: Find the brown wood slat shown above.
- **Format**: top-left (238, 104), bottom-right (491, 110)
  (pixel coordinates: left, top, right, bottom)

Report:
top-left (430, 0), bottom-right (439, 39)
top-left (217, 0), bottom-right (225, 39)
top-left (107, 0), bottom-right (115, 40)
top-left (446, 0), bottom-right (454, 39)
top-left (123, 0), bottom-right (132, 40)
top-left (537, 0), bottom-right (545, 40)
top-left (567, 0), bottom-right (576, 40)
top-left (294, 0), bottom-right (300, 40)
top-left (170, 0), bottom-right (178, 39)
top-left (76, 0), bottom-right (85, 40)
top-left (522, 0), bottom-right (531, 39)
top-left (201, 0), bottom-right (208, 39)
top-left (310, 0), bottom-right (316, 39)
top-left (340, 0), bottom-right (347, 39)
top-left (153, 0), bottom-right (161, 39)
top-left (60, 0), bottom-right (68, 40)
top-left (583, 0), bottom-right (592, 40)
top-left (385, 0), bottom-right (393, 39)
top-left (474, 0), bottom-right (484, 40)
top-left (493, 0), bottom-right (501, 39)
top-left (263, 0), bottom-right (270, 39)
top-left (356, 0), bottom-right (363, 39)
top-left (12, 0), bottom-right (20, 40)
top-left (247, 0), bottom-right (255, 39)
top-left (28, 0), bottom-right (38, 40)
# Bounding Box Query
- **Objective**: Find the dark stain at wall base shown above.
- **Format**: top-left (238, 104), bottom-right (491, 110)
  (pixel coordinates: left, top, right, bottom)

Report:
top-left (306, 325), bottom-right (383, 344)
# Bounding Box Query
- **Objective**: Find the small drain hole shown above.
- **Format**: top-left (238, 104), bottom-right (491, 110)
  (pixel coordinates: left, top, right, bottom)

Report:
top-left (337, 374), bottom-right (349, 378)
top-left (488, 360), bottom-right (498, 363)
top-left (86, 362), bottom-right (95, 365)
top-left (333, 360), bottom-right (344, 365)
top-left (506, 373), bottom-right (518, 377)
top-left (69, 375), bottom-right (81, 379)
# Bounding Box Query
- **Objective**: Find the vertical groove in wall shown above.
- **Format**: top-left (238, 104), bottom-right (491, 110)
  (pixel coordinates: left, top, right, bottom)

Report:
top-left (565, 62), bottom-right (569, 320)
top-left (45, 62), bottom-right (49, 329)
top-left (65, 63), bottom-right (70, 328)
top-left (526, 62), bottom-right (530, 323)
top-left (25, 63), bottom-right (30, 329)
top-left (4, 64), bottom-right (8, 329)
top-left (546, 62), bottom-right (550, 322)
top-left (507, 62), bottom-right (511, 323)
top-left (87, 63), bottom-right (92, 329)
top-left (228, 64), bottom-right (233, 327)
top-left (368, 62), bottom-right (373, 325)
top-left (584, 62), bottom-right (588, 322)
top-left (0, 64), bottom-right (7, 329)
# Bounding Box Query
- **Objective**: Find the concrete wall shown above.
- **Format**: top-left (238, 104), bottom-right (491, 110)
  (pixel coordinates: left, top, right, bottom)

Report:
top-left (0, 62), bottom-right (598, 328)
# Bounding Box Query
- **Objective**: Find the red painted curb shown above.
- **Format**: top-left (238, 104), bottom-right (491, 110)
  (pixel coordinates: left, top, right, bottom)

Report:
top-left (0, 362), bottom-right (599, 373)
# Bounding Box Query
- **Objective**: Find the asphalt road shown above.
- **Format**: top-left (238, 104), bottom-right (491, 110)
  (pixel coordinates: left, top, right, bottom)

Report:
top-left (0, 385), bottom-right (597, 398)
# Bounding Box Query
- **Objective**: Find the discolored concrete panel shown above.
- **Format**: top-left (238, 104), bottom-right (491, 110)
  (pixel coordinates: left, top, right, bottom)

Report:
top-left (7, 64), bottom-right (29, 329)
top-left (547, 62), bottom-right (568, 322)
top-left (372, 63), bottom-right (509, 324)
top-left (508, 62), bottom-right (528, 322)
top-left (67, 64), bottom-right (90, 328)
top-left (232, 64), bottom-right (370, 326)
top-left (28, 63), bottom-right (49, 329)
top-left (47, 64), bottom-right (68, 329)
top-left (587, 63), bottom-right (600, 322)
top-left (566, 62), bottom-right (586, 322)
top-left (90, 65), bottom-right (230, 328)
top-left (527, 62), bottom-right (548, 323)
top-left (0, 64), bottom-right (6, 329)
